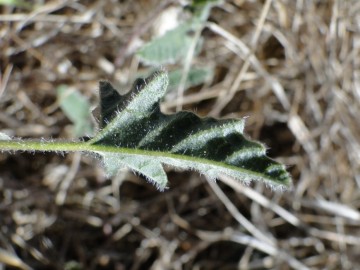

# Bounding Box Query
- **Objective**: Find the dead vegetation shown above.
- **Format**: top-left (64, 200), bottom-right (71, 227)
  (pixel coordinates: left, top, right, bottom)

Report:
top-left (0, 0), bottom-right (360, 269)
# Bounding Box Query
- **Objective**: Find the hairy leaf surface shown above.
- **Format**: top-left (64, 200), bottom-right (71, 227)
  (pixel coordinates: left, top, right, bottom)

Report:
top-left (89, 71), bottom-right (291, 190)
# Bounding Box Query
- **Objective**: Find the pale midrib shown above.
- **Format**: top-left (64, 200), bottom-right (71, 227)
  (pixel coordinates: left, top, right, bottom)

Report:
top-left (0, 139), bottom-right (286, 184)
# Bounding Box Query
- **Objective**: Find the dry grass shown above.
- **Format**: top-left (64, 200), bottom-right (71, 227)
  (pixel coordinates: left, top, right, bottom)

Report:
top-left (1, 0), bottom-right (360, 269)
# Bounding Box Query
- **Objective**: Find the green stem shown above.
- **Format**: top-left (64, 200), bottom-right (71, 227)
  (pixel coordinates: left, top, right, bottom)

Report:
top-left (0, 139), bottom-right (207, 159)
top-left (0, 139), bottom-right (86, 152)
top-left (0, 139), bottom-right (290, 186)
top-left (0, 139), bottom-right (148, 155)
top-left (0, 139), bottom-right (185, 157)
top-left (0, 138), bottom-right (235, 162)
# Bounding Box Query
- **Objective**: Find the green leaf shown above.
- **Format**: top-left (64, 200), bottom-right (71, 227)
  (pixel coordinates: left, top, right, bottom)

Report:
top-left (137, 21), bottom-right (201, 65)
top-left (191, 0), bottom-right (223, 21)
top-left (88, 71), bottom-right (291, 191)
top-left (0, 0), bottom-right (33, 8)
top-left (64, 260), bottom-right (82, 270)
top-left (136, 0), bottom-right (222, 66)
top-left (168, 66), bottom-right (213, 91)
top-left (57, 85), bottom-right (94, 137)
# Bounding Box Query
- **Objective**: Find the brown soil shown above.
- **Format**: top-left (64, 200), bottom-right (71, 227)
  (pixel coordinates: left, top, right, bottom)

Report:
top-left (1, 1), bottom-right (360, 269)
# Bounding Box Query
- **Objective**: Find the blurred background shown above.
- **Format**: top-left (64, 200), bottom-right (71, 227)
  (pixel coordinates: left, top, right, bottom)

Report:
top-left (0, 0), bottom-right (360, 269)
